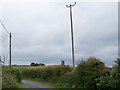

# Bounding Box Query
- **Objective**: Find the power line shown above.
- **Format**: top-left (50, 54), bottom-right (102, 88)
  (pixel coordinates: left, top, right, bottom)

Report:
top-left (0, 19), bottom-right (12, 74)
top-left (0, 20), bottom-right (10, 34)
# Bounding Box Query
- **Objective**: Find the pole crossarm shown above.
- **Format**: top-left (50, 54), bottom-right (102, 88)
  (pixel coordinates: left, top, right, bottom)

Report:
top-left (66, 2), bottom-right (76, 8)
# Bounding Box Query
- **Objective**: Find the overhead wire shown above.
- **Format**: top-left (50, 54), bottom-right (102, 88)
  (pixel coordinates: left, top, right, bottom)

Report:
top-left (0, 19), bottom-right (10, 34)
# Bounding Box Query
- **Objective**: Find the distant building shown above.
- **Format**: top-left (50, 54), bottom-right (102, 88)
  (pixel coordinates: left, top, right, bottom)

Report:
top-left (61, 60), bottom-right (65, 66)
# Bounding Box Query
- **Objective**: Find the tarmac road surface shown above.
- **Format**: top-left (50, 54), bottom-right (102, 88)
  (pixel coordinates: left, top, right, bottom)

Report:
top-left (22, 80), bottom-right (55, 90)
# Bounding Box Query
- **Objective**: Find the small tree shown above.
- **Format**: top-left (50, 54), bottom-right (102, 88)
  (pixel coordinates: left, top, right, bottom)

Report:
top-left (30, 62), bottom-right (36, 66)
top-left (35, 63), bottom-right (39, 66)
top-left (30, 62), bottom-right (45, 66)
top-left (39, 63), bottom-right (45, 66)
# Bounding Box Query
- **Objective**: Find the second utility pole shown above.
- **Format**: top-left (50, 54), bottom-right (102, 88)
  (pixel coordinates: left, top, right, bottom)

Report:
top-left (66, 2), bottom-right (76, 68)
top-left (9, 33), bottom-right (12, 73)
top-left (0, 20), bottom-right (12, 73)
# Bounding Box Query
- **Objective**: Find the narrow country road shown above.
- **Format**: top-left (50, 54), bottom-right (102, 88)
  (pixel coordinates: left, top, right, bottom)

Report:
top-left (22, 80), bottom-right (55, 90)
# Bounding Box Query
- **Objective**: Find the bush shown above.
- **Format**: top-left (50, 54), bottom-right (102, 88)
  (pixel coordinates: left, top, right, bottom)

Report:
top-left (11, 67), bottom-right (22, 82)
top-left (74, 57), bottom-right (106, 88)
top-left (59, 71), bottom-right (79, 88)
top-left (2, 68), bottom-right (22, 89)
top-left (58, 57), bottom-right (107, 88)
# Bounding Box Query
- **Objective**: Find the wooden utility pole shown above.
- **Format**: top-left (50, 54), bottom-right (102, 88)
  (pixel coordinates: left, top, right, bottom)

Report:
top-left (66, 2), bottom-right (76, 68)
top-left (9, 33), bottom-right (12, 72)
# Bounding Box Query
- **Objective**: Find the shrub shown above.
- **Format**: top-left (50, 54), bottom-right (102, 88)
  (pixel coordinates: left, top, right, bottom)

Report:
top-left (58, 57), bottom-right (107, 88)
top-left (11, 67), bottom-right (22, 82)
top-left (75, 57), bottom-right (106, 88)
top-left (2, 68), bottom-right (21, 89)
top-left (59, 71), bottom-right (79, 88)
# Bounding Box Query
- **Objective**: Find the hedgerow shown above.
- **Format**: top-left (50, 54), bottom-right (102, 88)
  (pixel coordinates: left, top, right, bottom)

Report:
top-left (2, 67), bottom-right (23, 89)
top-left (20, 65), bottom-right (72, 81)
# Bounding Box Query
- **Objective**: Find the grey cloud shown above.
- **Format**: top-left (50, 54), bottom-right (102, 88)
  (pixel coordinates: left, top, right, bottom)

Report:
top-left (1, 2), bottom-right (118, 66)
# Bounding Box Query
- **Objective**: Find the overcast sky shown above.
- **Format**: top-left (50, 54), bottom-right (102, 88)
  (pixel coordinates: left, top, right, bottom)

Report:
top-left (0, 0), bottom-right (118, 66)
